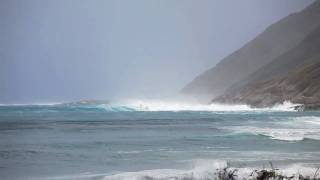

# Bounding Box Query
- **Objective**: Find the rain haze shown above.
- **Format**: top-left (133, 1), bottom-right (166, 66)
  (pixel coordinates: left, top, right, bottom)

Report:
top-left (0, 0), bottom-right (314, 104)
top-left (2, 1), bottom-right (320, 179)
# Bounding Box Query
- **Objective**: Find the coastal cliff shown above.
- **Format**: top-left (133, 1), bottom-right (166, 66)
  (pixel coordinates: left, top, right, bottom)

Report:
top-left (183, 1), bottom-right (320, 110)
top-left (182, 1), bottom-right (320, 100)
top-left (214, 63), bottom-right (320, 110)
top-left (213, 24), bottom-right (320, 110)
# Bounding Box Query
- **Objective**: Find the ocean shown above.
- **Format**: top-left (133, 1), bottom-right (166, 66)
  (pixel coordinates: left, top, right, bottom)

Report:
top-left (0, 100), bottom-right (320, 180)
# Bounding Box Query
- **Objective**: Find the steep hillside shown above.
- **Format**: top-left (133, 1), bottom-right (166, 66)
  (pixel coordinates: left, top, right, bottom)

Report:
top-left (182, 1), bottom-right (320, 101)
top-left (219, 23), bottom-right (320, 95)
top-left (213, 23), bottom-right (320, 109)
top-left (214, 62), bottom-right (320, 110)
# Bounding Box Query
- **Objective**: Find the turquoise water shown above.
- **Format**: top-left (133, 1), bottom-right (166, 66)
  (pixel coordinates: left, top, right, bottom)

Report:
top-left (0, 102), bottom-right (320, 179)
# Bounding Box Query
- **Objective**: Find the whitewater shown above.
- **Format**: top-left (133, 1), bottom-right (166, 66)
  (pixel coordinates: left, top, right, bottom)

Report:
top-left (0, 100), bottom-right (319, 180)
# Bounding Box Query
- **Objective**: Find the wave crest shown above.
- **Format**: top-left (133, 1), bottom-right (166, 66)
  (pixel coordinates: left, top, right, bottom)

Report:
top-left (102, 161), bottom-right (319, 180)
top-left (0, 100), bottom-right (299, 112)
top-left (45, 160), bottom-right (320, 180)
top-left (227, 116), bottom-right (320, 141)
top-left (98, 100), bottom-right (298, 112)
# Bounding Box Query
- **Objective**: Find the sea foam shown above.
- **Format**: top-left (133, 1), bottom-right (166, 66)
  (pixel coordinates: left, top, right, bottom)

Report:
top-left (0, 100), bottom-right (298, 112)
top-left (227, 116), bottom-right (320, 141)
top-left (102, 100), bottom-right (298, 112)
top-left (102, 160), bottom-right (319, 180)
top-left (43, 160), bottom-right (320, 180)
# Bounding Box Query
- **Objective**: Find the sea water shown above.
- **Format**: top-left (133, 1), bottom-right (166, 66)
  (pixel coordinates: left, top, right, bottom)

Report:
top-left (0, 101), bottom-right (320, 180)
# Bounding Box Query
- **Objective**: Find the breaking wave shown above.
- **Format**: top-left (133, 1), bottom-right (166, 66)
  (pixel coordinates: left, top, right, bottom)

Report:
top-left (0, 100), bottom-right (299, 112)
top-left (98, 100), bottom-right (298, 112)
top-left (227, 116), bottom-right (320, 141)
top-left (44, 160), bottom-right (320, 180)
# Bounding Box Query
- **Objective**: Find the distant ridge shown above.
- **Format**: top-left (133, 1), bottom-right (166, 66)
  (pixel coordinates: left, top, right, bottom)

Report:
top-left (182, 1), bottom-right (320, 102)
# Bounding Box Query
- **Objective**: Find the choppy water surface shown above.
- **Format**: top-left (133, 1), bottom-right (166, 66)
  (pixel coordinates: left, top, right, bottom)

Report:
top-left (0, 102), bottom-right (320, 180)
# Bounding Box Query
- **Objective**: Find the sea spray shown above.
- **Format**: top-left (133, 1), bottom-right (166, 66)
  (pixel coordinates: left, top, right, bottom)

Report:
top-left (109, 99), bottom-right (298, 112)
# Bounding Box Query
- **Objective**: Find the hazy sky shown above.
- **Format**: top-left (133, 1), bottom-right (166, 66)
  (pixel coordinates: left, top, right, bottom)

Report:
top-left (0, 0), bottom-right (314, 103)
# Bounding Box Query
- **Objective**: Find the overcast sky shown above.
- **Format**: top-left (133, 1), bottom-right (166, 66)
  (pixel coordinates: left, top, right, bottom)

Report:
top-left (0, 0), bottom-right (314, 103)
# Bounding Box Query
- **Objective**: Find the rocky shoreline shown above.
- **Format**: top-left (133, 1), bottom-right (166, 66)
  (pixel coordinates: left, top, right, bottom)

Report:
top-left (213, 63), bottom-right (320, 111)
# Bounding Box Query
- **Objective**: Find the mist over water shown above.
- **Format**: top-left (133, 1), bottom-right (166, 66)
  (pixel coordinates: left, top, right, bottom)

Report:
top-left (0, 98), bottom-right (298, 112)
top-left (1, 1), bottom-right (319, 180)
top-left (0, 0), bottom-right (314, 104)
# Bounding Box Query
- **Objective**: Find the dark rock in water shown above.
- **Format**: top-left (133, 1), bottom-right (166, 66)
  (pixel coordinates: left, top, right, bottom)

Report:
top-left (295, 104), bottom-right (320, 111)
top-left (294, 105), bottom-right (305, 112)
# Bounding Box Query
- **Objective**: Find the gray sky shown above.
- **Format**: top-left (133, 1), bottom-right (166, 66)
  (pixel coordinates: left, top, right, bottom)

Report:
top-left (0, 0), bottom-right (314, 103)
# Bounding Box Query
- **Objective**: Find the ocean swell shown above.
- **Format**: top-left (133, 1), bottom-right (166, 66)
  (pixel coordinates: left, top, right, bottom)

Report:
top-left (226, 116), bottom-right (320, 141)
top-left (0, 100), bottom-right (299, 113)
